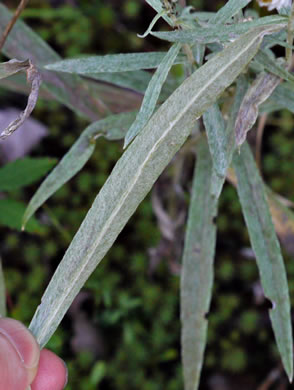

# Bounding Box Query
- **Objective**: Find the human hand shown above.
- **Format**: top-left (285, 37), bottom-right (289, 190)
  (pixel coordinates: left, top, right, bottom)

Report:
top-left (0, 318), bottom-right (67, 390)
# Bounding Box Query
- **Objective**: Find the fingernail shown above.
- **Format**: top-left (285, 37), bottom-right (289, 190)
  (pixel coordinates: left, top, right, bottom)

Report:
top-left (63, 360), bottom-right (68, 388)
top-left (0, 325), bottom-right (26, 364)
top-left (0, 318), bottom-right (39, 369)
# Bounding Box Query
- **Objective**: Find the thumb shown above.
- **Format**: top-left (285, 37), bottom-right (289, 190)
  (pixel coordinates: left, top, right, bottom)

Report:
top-left (0, 318), bottom-right (40, 390)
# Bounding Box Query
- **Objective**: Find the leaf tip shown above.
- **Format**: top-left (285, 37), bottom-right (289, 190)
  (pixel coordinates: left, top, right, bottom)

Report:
top-left (123, 136), bottom-right (131, 149)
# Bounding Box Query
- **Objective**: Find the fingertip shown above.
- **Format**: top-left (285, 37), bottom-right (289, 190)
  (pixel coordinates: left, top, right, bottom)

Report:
top-left (31, 349), bottom-right (67, 390)
top-left (0, 318), bottom-right (40, 384)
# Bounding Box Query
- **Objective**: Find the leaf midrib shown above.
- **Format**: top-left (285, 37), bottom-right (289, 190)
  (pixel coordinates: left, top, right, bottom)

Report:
top-left (37, 28), bottom-right (268, 344)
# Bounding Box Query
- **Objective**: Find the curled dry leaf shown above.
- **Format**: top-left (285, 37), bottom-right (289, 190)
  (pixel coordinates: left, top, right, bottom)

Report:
top-left (0, 58), bottom-right (29, 79)
top-left (235, 71), bottom-right (281, 146)
top-left (0, 59), bottom-right (41, 140)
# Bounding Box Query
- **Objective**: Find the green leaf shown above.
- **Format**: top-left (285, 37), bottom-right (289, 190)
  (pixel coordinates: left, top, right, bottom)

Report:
top-left (0, 158), bottom-right (57, 191)
top-left (22, 112), bottom-right (137, 228)
top-left (144, 0), bottom-right (174, 27)
top-left (233, 143), bottom-right (293, 381)
top-left (88, 70), bottom-right (179, 98)
top-left (28, 25), bottom-right (274, 348)
top-left (255, 50), bottom-right (294, 84)
top-left (138, 10), bottom-right (166, 38)
top-left (0, 3), bottom-right (109, 120)
top-left (124, 43), bottom-right (181, 147)
top-left (151, 15), bottom-right (287, 44)
top-left (260, 82), bottom-right (294, 114)
top-left (44, 52), bottom-right (186, 74)
top-left (0, 199), bottom-right (45, 234)
top-left (0, 258), bottom-right (6, 317)
top-left (0, 59), bottom-right (30, 80)
top-left (181, 137), bottom-right (217, 390)
top-left (203, 104), bottom-right (227, 197)
top-left (203, 76), bottom-right (248, 198)
top-left (210, 0), bottom-right (253, 25)
top-left (86, 70), bottom-right (151, 94)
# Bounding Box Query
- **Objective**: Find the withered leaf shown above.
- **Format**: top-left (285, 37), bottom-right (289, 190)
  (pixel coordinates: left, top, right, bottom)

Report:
top-left (0, 58), bottom-right (30, 79)
top-left (235, 71), bottom-right (281, 146)
top-left (0, 59), bottom-right (41, 140)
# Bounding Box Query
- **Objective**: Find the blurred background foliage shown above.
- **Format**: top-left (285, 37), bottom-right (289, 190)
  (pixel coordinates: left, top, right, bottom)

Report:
top-left (0, 0), bottom-right (294, 389)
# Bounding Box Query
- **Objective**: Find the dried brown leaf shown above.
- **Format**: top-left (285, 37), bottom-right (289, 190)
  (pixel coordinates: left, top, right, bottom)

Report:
top-left (0, 60), bottom-right (41, 140)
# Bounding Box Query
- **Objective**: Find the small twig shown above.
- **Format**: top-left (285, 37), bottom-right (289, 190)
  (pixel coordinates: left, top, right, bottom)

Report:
top-left (255, 113), bottom-right (268, 173)
top-left (0, 0), bottom-right (29, 51)
top-left (286, 2), bottom-right (294, 68)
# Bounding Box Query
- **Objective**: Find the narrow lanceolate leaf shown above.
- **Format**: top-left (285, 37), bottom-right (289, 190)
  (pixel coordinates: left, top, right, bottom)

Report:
top-left (144, 0), bottom-right (174, 27)
top-left (260, 82), bottom-right (294, 114)
top-left (138, 10), bottom-right (166, 38)
top-left (87, 70), bottom-right (151, 94)
top-left (233, 143), bottom-right (293, 381)
top-left (45, 52), bottom-right (186, 74)
top-left (0, 59), bottom-right (29, 79)
top-left (124, 43), bottom-right (181, 147)
top-left (255, 50), bottom-right (294, 84)
top-left (22, 112), bottom-right (137, 228)
top-left (0, 259), bottom-right (6, 317)
top-left (227, 167), bottom-right (294, 257)
top-left (0, 61), bottom-right (42, 140)
top-left (0, 3), bottom-right (108, 120)
top-left (235, 71), bottom-right (281, 146)
top-left (210, 0), bottom-right (253, 24)
top-left (29, 25), bottom-right (275, 348)
top-left (151, 16), bottom-right (286, 44)
top-left (267, 189), bottom-right (294, 256)
top-left (203, 104), bottom-right (227, 197)
top-left (181, 138), bottom-right (217, 390)
top-left (0, 157), bottom-right (57, 192)
top-left (203, 76), bottom-right (249, 198)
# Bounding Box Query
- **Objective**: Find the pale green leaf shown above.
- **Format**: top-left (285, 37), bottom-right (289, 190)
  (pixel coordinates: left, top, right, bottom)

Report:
top-left (203, 76), bottom-right (248, 198)
top-left (138, 10), bottom-right (166, 38)
top-left (44, 52), bottom-right (186, 74)
top-left (210, 0), bottom-right (253, 24)
top-left (151, 15), bottom-right (287, 44)
top-left (124, 43), bottom-right (181, 147)
top-left (181, 11), bottom-right (215, 22)
top-left (0, 158), bottom-right (57, 191)
top-left (233, 143), bottom-right (293, 381)
top-left (181, 137), bottom-right (217, 390)
top-left (22, 112), bottom-right (137, 228)
top-left (0, 259), bottom-right (6, 318)
top-left (87, 70), bottom-right (151, 93)
top-left (203, 104), bottom-right (227, 193)
top-left (88, 70), bottom-right (179, 99)
top-left (0, 3), bottom-right (108, 120)
top-left (28, 25), bottom-right (274, 348)
top-left (260, 82), bottom-right (294, 113)
top-left (144, 0), bottom-right (174, 26)
top-left (255, 50), bottom-right (294, 84)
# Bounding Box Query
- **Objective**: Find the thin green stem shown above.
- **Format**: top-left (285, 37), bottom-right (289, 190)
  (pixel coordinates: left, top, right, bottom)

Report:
top-left (286, 2), bottom-right (294, 68)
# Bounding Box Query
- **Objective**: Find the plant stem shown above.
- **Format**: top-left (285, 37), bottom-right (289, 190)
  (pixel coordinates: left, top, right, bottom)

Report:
top-left (0, 0), bottom-right (29, 51)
